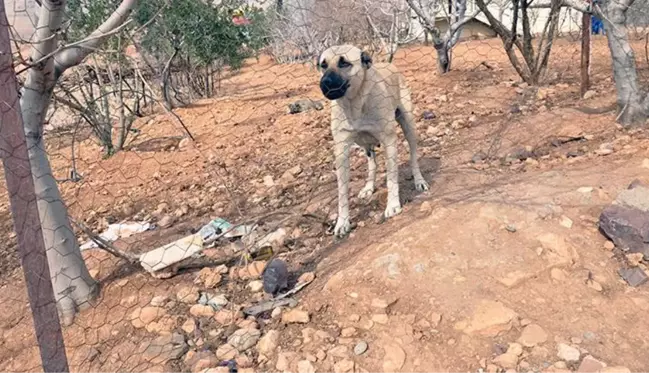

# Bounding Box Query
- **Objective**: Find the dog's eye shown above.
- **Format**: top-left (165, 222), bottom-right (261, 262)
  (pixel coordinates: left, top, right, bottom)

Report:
top-left (320, 61), bottom-right (328, 69)
top-left (338, 58), bottom-right (351, 68)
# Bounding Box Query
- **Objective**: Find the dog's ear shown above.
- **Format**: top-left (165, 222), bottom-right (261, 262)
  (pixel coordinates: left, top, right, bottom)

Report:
top-left (360, 51), bottom-right (372, 69)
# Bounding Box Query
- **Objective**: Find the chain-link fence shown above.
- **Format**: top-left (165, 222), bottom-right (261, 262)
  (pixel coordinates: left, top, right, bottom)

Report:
top-left (1, 0), bottom-right (649, 371)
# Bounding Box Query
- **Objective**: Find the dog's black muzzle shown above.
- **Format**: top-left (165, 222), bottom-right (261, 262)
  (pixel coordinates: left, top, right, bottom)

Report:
top-left (319, 70), bottom-right (349, 100)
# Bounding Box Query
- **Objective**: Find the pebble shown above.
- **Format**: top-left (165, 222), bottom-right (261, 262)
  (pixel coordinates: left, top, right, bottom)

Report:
top-left (577, 355), bottom-right (605, 372)
top-left (430, 312), bottom-right (442, 327)
top-left (587, 279), bottom-right (603, 292)
top-left (493, 352), bottom-right (518, 369)
top-left (518, 324), bottom-right (548, 347)
top-left (604, 241), bottom-right (615, 250)
top-left (181, 318), bottom-right (196, 334)
top-left (256, 330), bottom-right (280, 355)
top-left (282, 309), bottom-right (310, 324)
top-left (354, 341), bottom-right (368, 355)
top-left (348, 314), bottom-right (361, 322)
top-left (297, 360), bottom-right (316, 373)
top-left (557, 343), bottom-right (581, 362)
top-left (341, 327), bottom-right (357, 337)
top-left (227, 328), bottom-right (261, 352)
top-left (158, 215), bottom-right (174, 228)
top-left (382, 343), bottom-right (406, 372)
top-left (215, 344), bottom-right (238, 360)
top-left (177, 287), bottom-right (199, 304)
top-left (247, 280), bottom-right (264, 292)
top-left (560, 215), bottom-right (574, 229)
top-left (190, 304), bottom-right (215, 318)
top-left (578, 187), bottom-right (594, 193)
top-left (271, 307), bottom-right (283, 319)
top-left (372, 314), bottom-right (389, 324)
top-left (371, 298), bottom-right (390, 309)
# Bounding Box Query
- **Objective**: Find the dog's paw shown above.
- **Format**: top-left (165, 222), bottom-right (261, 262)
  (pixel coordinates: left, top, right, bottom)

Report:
top-left (357, 183), bottom-right (375, 200)
top-left (333, 216), bottom-right (352, 237)
top-left (384, 201), bottom-right (402, 219)
top-left (414, 178), bottom-right (429, 192)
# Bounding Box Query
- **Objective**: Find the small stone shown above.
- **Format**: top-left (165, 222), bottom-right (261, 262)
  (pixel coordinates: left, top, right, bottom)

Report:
top-left (577, 355), bottom-right (606, 372)
top-left (257, 330), bottom-right (280, 355)
top-left (177, 287), bottom-right (199, 304)
top-left (131, 306), bottom-right (166, 328)
top-left (382, 343), bottom-right (406, 372)
top-left (463, 300), bottom-right (518, 337)
top-left (505, 224), bottom-right (517, 233)
top-left (493, 353), bottom-right (519, 369)
top-left (298, 272), bottom-right (316, 284)
top-left (430, 312), bottom-right (442, 327)
top-left (334, 359), bottom-right (355, 373)
top-left (354, 341), bottom-right (368, 355)
top-left (187, 350), bottom-right (219, 373)
top-left (190, 304), bottom-right (216, 318)
top-left (359, 318), bottom-right (374, 330)
top-left (271, 307), bottom-right (282, 319)
top-left (555, 361), bottom-right (569, 369)
top-left (297, 360), bottom-right (316, 373)
top-left (214, 309), bottom-right (243, 325)
top-left (551, 268), bottom-right (568, 282)
top-left (371, 298), bottom-right (390, 309)
top-left (587, 279), bottom-right (603, 292)
top-left (518, 324), bottom-right (548, 347)
top-left (372, 314), bottom-right (389, 324)
top-left (248, 280), bottom-right (264, 292)
top-left (328, 345), bottom-right (349, 358)
top-left (422, 110), bottom-right (436, 120)
top-left (557, 343), bottom-right (580, 362)
top-left (275, 351), bottom-right (298, 371)
top-left (583, 90), bottom-right (596, 99)
top-left (341, 327), bottom-right (356, 337)
top-left (619, 267), bottom-right (649, 287)
top-left (507, 343), bottom-right (523, 356)
top-left (182, 319), bottom-right (196, 334)
top-left (316, 350), bottom-right (327, 361)
top-left (348, 314), bottom-right (361, 322)
top-left (282, 309), bottom-right (310, 324)
top-left (578, 187), bottom-right (594, 193)
top-left (215, 344), bottom-right (238, 360)
top-left (158, 215), bottom-right (174, 228)
top-left (263, 175), bottom-right (275, 187)
top-left (196, 268), bottom-right (222, 288)
top-left (626, 253), bottom-right (644, 267)
top-left (560, 215), bottom-right (573, 229)
top-left (227, 328), bottom-right (261, 352)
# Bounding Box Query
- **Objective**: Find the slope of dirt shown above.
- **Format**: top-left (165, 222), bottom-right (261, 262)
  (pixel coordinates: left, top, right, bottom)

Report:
top-left (2, 36), bottom-right (649, 372)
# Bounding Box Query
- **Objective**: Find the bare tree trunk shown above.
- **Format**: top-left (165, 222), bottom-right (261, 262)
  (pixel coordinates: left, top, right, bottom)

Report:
top-left (19, 0), bottom-right (137, 325)
top-left (600, 0), bottom-right (648, 125)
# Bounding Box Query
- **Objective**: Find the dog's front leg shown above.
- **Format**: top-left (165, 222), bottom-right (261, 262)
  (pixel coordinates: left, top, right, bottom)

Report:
top-left (384, 138), bottom-right (402, 218)
top-left (333, 138), bottom-right (352, 237)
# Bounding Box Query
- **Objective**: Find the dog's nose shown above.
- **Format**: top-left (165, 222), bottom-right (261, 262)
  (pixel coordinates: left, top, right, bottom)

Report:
top-left (320, 70), bottom-right (348, 100)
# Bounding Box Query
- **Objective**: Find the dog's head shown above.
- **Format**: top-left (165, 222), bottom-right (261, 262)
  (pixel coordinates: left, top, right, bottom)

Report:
top-left (317, 45), bottom-right (372, 101)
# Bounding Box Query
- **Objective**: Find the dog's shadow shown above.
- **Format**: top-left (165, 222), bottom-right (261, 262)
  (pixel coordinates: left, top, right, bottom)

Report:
top-left (398, 155), bottom-right (441, 205)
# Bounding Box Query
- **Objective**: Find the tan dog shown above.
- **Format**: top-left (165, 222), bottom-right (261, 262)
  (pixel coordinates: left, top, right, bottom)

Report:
top-left (317, 45), bottom-right (429, 237)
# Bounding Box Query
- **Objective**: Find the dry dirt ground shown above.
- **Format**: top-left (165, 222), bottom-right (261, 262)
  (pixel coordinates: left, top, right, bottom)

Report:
top-left (2, 36), bottom-right (649, 372)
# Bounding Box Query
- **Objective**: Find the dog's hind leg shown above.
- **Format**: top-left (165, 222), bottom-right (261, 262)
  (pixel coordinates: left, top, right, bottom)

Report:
top-left (358, 147), bottom-right (377, 200)
top-left (395, 103), bottom-right (429, 192)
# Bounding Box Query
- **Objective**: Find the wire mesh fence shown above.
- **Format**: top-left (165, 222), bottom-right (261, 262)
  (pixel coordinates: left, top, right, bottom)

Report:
top-left (1, 0), bottom-right (649, 371)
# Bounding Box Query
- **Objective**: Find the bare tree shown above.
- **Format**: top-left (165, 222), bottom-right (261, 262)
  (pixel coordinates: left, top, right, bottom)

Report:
top-left (18, 0), bottom-right (138, 325)
top-left (532, 0), bottom-right (648, 125)
top-left (406, 0), bottom-right (480, 73)
top-left (475, 0), bottom-right (564, 84)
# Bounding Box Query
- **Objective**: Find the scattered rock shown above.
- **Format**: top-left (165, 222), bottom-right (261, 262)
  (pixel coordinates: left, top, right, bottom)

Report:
top-left (271, 307), bottom-right (283, 319)
top-left (518, 324), bottom-right (548, 347)
top-left (382, 343), bottom-right (406, 372)
top-left (297, 271), bottom-right (316, 284)
top-left (557, 343), bottom-right (581, 362)
top-left (196, 268), bottom-right (222, 288)
top-left (131, 306), bottom-right (166, 329)
top-left (263, 176), bottom-right (275, 187)
top-left (190, 304), bottom-right (216, 318)
top-left (463, 300), bottom-right (518, 337)
top-left (577, 355), bottom-right (606, 372)
top-left (238, 260), bottom-right (268, 280)
top-left (228, 328), bottom-right (261, 352)
top-left (297, 360), bottom-right (316, 373)
top-left (507, 343), bottom-right (523, 356)
top-left (328, 345), bottom-right (349, 358)
top-left (430, 312), bottom-right (442, 327)
top-left (600, 204), bottom-right (649, 259)
top-left (583, 90), bottom-right (597, 100)
top-left (587, 278), bottom-right (603, 292)
top-left (186, 350), bottom-right (219, 373)
top-left (422, 110), bottom-right (436, 120)
top-left (282, 309), bottom-right (310, 324)
top-left (354, 341), bottom-right (368, 355)
top-left (372, 314), bottom-right (389, 324)
top-left (371, 298), bottom-right (391, 309)
top-left (214, 309), bottom-right (243, 325)
top-left (158, 215), bottom-right (174, 228)
top-left (177, 287), bottom-right (199, 304)
top-left (619, 267), bottom-right (649, 287)
top-left (276, 352), bottom-right (298, 371)
top-left (215, 344), bottom-right (238, 360)
top-left (560, 215), bottom-right (574, 229)
top-left (247, 280), bottom-right (264, 292)
top-left (341, 327), bottom-right (356, 337)
top-left (493, 352), bottom-right (518, 369)
top-left (334, 359), bottom-right (355, 373)
top-left (181, 318), bottom-right (196, 334)
top-left (140, 333), bottom-right (188, 365)
top-left (257, 330), bottom-right (280, 355)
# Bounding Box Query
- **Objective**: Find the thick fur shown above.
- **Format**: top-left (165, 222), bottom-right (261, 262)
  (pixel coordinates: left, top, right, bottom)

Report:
top-left (317, 45), bottom-right (429, 238)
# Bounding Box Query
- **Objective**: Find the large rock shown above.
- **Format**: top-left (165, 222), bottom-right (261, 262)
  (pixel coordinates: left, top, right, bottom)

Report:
top-left (599, 204), bottom-right (649, 259)
top-left (463, 300), bottom-right (518, 337)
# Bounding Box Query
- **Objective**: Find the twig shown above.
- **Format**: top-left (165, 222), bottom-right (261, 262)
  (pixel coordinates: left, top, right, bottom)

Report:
top-left (134, 64), bottom-right (196, 140)
top-left (69, 217), bottom-right (139, 263)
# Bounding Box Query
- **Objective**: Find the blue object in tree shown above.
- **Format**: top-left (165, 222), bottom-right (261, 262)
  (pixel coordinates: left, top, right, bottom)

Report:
top-left (592, 15), bottom-right (604, 35)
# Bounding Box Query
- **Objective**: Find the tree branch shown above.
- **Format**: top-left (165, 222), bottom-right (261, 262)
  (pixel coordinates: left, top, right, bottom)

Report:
top-left (529, 0), bottom-right (591, 12)
top-left (53, 0), bottom-right (138, 76)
